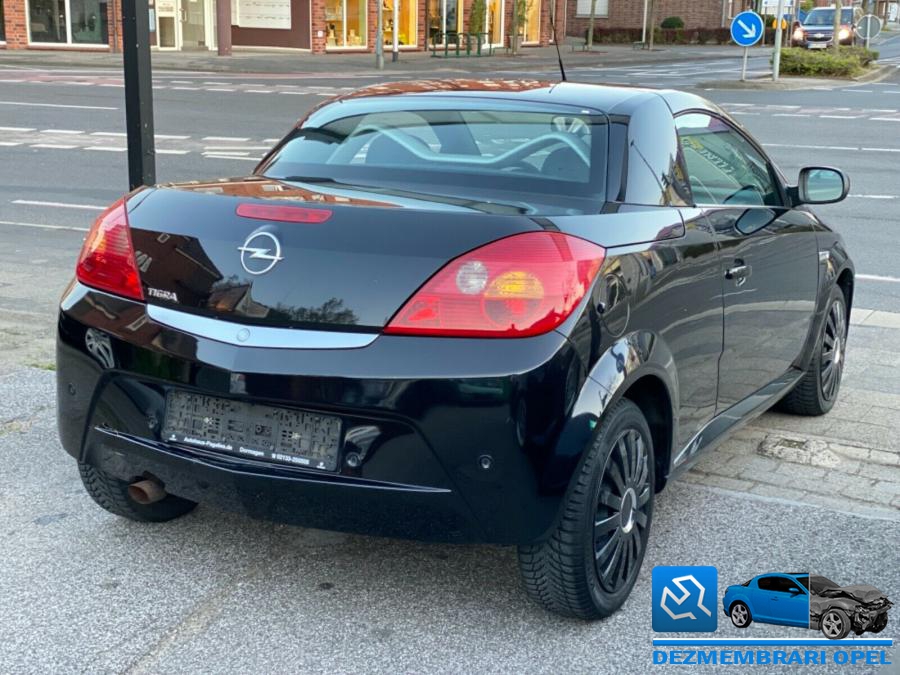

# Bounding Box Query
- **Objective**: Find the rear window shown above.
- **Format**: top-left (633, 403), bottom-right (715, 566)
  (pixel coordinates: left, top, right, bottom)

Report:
top-left (261, 108), bottom-right (607, 207)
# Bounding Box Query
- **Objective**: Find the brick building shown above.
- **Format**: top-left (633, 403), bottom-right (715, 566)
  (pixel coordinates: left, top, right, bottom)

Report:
top-left (567, 0), bottom-right (742, 39)
top-left (0, 0), bottom-right (563, 53)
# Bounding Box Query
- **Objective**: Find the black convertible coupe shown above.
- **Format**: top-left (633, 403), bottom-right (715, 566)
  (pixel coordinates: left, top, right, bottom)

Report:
top-left (57, 80), bottom-right (854, 619)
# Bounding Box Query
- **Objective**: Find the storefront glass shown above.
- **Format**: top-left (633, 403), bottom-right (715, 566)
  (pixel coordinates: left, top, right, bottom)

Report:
top-left (385, 0), bottom-right (416, 47)
top-left (485, 0), bottom-right (502, 45)
top-left (28, 0), bottom-right (108, 43)
top-left (524, 0), bottom-right (539, 43)
top-left (427, 0), bottom-right (460, 44)
top-left (70, 0), bottom-right (108, 43)
top-left (326, 0), bottom-right (366, 48)
top-left (29, 0), bottom-right (67, 42)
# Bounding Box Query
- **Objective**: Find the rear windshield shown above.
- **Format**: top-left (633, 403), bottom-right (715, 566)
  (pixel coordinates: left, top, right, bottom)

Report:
top-left (261, 108), bottom-right (607, 209)
top-left (804, 8), bottom-right (853, 25)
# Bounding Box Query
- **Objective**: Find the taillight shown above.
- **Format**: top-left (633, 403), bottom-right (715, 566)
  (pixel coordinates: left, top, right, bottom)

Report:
top-left (236, 203), bottom-right (332, 223)
top-left (384, 232), bottom-right (605, 338)
top-left (76, 197), bottom-right (144, 301)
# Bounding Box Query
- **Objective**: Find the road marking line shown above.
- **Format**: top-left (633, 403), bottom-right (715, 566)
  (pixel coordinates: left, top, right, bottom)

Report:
top-left (203, 81), bottom-right (229, 85)
top-left (90, 131), bottom-right (127, 137)
top-left (0, 126), bottom-right (36, 132)
top-left (30, 143), bottom-right (77, 149)
top-left (206, 88), bottom-right (236, 92)
top-left (12, 199), bottom-right (104, 210)
top-left (731, 111), bottom-right (760, 116)
top-left (0, 100), bottom-right (117, 110)
top-left (85, 146), bottom-right (127, 152)
top-left (246, 90), bottom-right (272, 94)
top-left (99, 83), bottom-right (125, 88)
top-left (842, 89), bottom-right (873, 93)
top-left (862, 147), bottom-right (900, 153)
top-left (155, 134), bottom-right (190, 140)
top-left (849, 194), bottom-right (897, 199)
top-left (0, 141), bottom-right (22, 146)
top-left (203, 150), bottom-right (250, 156)
top-left (871, 117), bottom-right (900, 122)
top-left (773, 113), bottom-right (810, 117)
top-left (858, 274), bottom-right (900, 284)
top-left (41, 129), bottom-right (84, 134)
top-left (819, 114), bottom-right (861, 119)
top-left (171, 87), bottom-right (195, 91)
top-left (0, 219), bottom-right (88, 232)
top-left (263, 138), bottom-right (281, 143)
top-left (203, 136), bottom-right (250, 142)
top-left (157, 149), bottom-right (190, 155)
top-left (763, 143), bottom-right (857, 151)
top-left (204, 145), bottom-right (270, 151)
top-left (203, 154), bottom-right (260, 162)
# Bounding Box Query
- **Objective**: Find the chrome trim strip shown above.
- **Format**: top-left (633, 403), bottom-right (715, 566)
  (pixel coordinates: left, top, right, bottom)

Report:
top-left (147, 304), bottom-right (379, 350)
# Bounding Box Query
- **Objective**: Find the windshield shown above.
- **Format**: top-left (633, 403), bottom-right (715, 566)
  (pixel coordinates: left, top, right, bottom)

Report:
top-left (804, 8), bottom-right (853, 25)
top-left (261, 108), bottom-right (608, 210)
top-left (810, 576), bottom-right (839, 593)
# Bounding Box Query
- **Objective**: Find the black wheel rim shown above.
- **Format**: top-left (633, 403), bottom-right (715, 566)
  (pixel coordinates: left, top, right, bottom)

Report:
top-left (821, 298), bottom-right (847, 402)
top-left (594, 428), bottom-right (651, 594)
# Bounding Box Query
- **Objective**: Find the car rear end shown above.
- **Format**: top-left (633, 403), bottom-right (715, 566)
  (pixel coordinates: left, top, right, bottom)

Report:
top-left (57, 98), bottom-right (612, 544)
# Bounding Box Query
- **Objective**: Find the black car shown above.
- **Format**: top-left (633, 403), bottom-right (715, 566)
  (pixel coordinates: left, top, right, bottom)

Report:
top-left (810, 575), bottom-right (892, 639)
top-left (57, 80), bottom-right (854, 620)
top-left (793, 6), bottom-right (863, 49)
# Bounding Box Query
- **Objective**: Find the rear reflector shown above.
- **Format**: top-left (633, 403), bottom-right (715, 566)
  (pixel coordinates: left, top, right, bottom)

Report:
top-left (236, 203), bottom-right (332, 224)
top-left (384, 232), bottom-right (605, 338)
top-left (76, 197), bottom-right (144, 301)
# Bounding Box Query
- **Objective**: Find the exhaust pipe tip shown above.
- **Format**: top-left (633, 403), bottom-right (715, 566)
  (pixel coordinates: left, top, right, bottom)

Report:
top-left (128, 479), bottom-right (167, 505)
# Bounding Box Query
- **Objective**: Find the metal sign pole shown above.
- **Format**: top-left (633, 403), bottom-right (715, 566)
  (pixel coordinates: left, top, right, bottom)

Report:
top-left (392, 0), bottom-right (400, 62)
top-left (772, 0), bottom-right (786, 82)
top-left (741, 46), bottom-right (749, 81)
top-left (122, 0), bottom-right (156, 190)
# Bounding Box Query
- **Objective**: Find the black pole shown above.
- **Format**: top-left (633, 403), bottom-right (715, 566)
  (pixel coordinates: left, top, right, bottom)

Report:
top-left (122, 0), bottom-right (156, 190)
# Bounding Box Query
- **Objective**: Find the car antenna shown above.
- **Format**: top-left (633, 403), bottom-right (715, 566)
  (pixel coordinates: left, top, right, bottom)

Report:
top-left (549, 13), bottom-right (567, 82)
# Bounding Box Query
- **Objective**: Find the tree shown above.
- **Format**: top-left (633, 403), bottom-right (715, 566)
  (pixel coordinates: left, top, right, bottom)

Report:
top-left (832, 0), bottom-right (842, 54)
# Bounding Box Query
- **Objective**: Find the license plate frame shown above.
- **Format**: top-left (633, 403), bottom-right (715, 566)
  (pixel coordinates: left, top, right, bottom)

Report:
top-left (161, 391), bottom-right (342, 471)
top-left (808, 42), bottom-right (827, 49)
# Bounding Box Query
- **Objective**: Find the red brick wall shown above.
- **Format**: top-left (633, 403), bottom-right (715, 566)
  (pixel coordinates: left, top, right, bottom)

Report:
top-left (567, 0), bottom-right (738, 38)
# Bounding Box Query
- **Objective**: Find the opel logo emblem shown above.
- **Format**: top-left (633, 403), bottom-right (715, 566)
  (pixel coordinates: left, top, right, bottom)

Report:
top-left (238, 231), bottom-right (284, 275)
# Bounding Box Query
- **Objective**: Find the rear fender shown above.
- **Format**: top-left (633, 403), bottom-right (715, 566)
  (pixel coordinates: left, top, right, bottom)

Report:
top-left (544, 330), bottom-right (678, 497)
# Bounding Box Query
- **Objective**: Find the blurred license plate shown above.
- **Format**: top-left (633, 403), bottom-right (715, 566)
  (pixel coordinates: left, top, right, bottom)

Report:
top-left (162, 391), bottom-right (341, 471)
top-left (809, 42), bottom-right (827, 48)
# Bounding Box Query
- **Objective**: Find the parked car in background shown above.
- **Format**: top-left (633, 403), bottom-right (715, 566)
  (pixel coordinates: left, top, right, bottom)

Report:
top-left (810, 575), bottom-right (892, 639)
top-left (724, 573), bottom-right (811, 629)
top-left (792, 6), bottom-right (864, 48)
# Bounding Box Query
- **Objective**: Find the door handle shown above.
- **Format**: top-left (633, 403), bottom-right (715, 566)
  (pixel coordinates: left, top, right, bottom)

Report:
top-left (725, 260), bottom-right (750, 286)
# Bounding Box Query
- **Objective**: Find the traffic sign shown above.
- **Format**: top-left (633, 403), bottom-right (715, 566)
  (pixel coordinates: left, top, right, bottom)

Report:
top-left (858, 14), bottom-right (882, 41)
top-left (731, 11), bottom-right (764, 48)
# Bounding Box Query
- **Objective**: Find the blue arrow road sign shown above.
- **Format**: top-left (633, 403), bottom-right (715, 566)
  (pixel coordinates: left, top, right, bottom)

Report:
top-left (731, 11), bottom-right (764, 47)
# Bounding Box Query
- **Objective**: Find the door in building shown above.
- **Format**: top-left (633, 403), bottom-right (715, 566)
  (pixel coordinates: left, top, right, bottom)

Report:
top-left (180, 0), bottom-right (208, 48)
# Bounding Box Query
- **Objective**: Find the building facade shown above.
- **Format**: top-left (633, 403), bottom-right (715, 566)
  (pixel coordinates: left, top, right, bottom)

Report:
top-left (567, 0), bottom-right (740, 39)
top-left (0, 0), bottom-right (564, 52)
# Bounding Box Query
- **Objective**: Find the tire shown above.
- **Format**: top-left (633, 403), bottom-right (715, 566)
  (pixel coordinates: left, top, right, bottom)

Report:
top-left (78, 462), bottom-right (197, 523)
top-left (730, 601), bottom-right (753, 628)
top-left (517, 398), bottom-right (655, 620)
top-left (777, 285), bottom-right (847, 416)
top-left (870, 612), bottom-right (888, 634)
top-left (821, 608), bottom-right (852, 639)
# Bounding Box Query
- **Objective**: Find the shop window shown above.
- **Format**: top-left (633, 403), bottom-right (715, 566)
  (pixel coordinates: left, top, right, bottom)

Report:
top-left (28, 0), bottom-right (108, 43)
top-left (485, 0), bottom-right (502, 45)
top-left (523, 0), bottom-right (540, 43)
top-left (1, 0), bottom-right (6, 42)
top-left (384, 0), bottom-right (416, 47)
top-left (326, 0), bottom-right (367, 48)
top-left (427, 0), bottom-right (461, 44)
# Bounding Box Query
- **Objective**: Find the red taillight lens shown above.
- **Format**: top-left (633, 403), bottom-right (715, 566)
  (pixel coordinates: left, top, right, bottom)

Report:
top-left (76, 197), bottom-right (144, 301)
top-left (384, 232), bottom-right (605, 338)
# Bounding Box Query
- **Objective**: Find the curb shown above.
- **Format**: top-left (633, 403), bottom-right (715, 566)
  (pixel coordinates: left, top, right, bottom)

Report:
top-left (695, 63), bottom-right (896, 90)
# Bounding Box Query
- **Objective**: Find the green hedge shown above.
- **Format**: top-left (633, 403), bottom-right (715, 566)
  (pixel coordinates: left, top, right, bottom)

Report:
top-left (778, 47), bottom-right (880, 78)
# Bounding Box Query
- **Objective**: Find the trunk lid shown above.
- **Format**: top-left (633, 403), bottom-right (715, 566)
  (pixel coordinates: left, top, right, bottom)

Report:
top-left (126, 179), bottom-right (542, 331)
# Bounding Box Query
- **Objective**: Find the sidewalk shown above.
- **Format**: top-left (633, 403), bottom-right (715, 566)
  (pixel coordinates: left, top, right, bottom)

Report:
top-left (0, 43), bottom-right (755, 75)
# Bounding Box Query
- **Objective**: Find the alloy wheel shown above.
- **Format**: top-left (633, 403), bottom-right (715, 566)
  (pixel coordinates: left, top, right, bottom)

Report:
top-left (822, 610), bottom-right (844, 638)
top-left (820, 298), bottom-right (847, 402)
top-left (732, 604), bottom-right (749, 627)
top-left (594, 428), bottom-right (651, 593)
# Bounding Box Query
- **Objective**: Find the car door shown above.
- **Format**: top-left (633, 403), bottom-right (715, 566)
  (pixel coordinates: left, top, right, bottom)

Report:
top-left (675, 112), bottom-right (819, 410)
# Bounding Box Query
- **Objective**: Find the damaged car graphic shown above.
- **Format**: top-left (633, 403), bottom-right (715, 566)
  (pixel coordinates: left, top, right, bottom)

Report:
top-left (810, 575), bottom-right (892, 639)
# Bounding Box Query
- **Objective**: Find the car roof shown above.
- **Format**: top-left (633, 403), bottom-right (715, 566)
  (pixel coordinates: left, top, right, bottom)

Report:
top-left (755, 572), bottom-right (806, 580)
top-left (325, 79), bottom-right (719, 118)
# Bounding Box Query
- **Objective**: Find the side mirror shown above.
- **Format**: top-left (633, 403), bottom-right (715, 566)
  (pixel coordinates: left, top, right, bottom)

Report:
top-left (796, 167), bottom-right (849, 205)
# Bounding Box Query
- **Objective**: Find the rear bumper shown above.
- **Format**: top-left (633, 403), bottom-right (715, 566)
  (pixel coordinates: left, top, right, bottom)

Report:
top-left (58, 283), bottom-right (596, 544)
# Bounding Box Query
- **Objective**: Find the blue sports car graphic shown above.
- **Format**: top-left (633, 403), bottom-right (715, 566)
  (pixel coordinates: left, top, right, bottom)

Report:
top-left (723, 573), bottom-right (810, 630)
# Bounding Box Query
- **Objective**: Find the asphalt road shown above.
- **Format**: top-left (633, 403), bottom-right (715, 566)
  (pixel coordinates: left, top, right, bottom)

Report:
top-left (2, 42), bottom-right (900, 673)
top-left (1, 368), bottom-right (898, 673)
